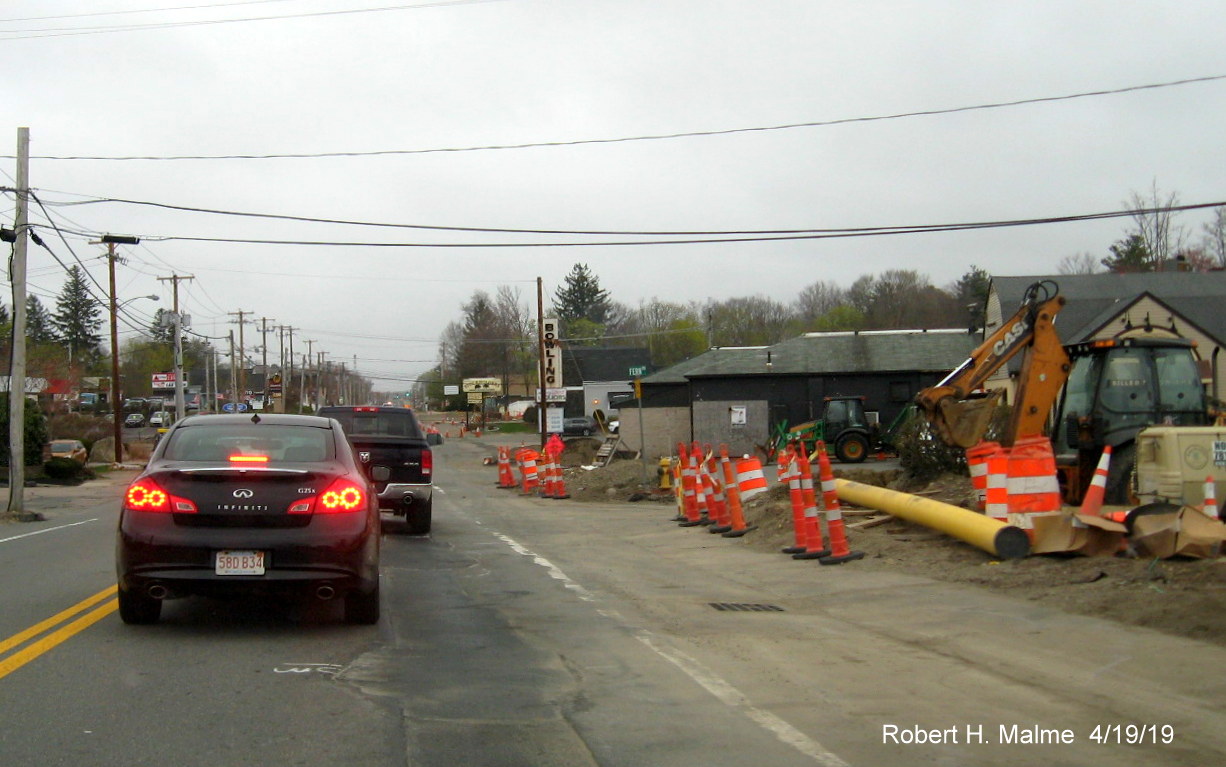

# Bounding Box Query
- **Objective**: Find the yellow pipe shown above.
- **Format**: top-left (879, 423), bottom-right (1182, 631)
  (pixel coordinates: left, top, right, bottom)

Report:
top-left (835, 478), bottom-right (1030, 560)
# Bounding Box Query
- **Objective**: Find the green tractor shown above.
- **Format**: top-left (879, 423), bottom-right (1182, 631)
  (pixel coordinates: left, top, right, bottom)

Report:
top-left (765, 395), bottom-right (877, 463)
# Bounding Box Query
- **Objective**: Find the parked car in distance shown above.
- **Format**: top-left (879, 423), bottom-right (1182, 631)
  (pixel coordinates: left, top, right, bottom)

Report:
top-left (122, 398), bottom-right (147, 412)
top-left (149, 411), bottom-right (171, 427)
top-left (115, 413), bottom-right (381, 625)
top-left (125, 413), bottom-right (146, 428)
top-left (563, 415), bottom-right (599, 436)
top-left (49, 439), bottom-right (88, 463)
top-left (316, 405), bottom-right (433, 535)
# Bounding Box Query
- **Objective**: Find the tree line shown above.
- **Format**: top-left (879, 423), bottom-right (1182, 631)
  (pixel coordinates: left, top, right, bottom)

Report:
top-left (417, 188), bottom-right (1224, 405)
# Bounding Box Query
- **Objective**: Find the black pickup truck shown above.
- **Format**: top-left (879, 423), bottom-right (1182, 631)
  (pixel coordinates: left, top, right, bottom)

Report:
top-left (317, 406), bottom-right (433, 534)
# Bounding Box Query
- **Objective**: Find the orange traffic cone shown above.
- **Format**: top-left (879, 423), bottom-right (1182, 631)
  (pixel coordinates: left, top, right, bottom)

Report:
top-left (718, 445), bottom-right (756, 537)
top-left (497, 446), bottom-right (516, 489)
top-left (540, 450), bottom-right (558, 498)
top-left (519, 450), bottom-right (539, 495)
top-left (671, 458), bottom-right (686, 522)
top-left (678, 443), bottom-right (704, 527)
top-left (550, 446), bottom-right (570, 500)
top-left (704, 448), bottom-right (732, 534)
top-left (1078, 445), bottom-right (1112, 518)
top-left (815, 441), bottom-right (864, 565)
top-left (792, 442), bottom-right (831, 560)
top-left (781, 448), bottom-right (808, 554)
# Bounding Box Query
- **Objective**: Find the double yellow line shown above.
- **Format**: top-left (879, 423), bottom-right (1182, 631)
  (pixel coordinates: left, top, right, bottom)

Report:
top-left (0, 586), bottom-right (118, 681)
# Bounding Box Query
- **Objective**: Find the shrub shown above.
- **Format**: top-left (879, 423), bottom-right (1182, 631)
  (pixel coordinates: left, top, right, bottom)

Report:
top-left (43, 457), bottom-right (87, 481)
top-left (895, 402), bottom-right (1011, 482)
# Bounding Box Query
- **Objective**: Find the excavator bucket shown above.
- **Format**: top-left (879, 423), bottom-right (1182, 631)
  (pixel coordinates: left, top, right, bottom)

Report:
top-left (934, 392), bottom-right (1002, 449)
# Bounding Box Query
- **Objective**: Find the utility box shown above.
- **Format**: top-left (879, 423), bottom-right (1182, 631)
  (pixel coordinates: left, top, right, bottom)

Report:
top-left (1135, 426), bottom-right (1226, 505)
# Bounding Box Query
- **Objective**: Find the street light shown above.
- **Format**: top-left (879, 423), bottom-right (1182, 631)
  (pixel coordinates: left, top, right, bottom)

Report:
top-left (119, 294), bottom-right (159, 311)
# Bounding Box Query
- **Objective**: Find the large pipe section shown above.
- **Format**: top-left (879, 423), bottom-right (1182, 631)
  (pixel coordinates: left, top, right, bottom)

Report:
top-left (835, 479), bottom-right (1030, 560)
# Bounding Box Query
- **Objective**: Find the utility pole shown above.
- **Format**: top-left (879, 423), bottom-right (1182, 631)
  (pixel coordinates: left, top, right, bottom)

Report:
top-left (157, 274), bottom-right (193, 420)
top-left (258, 316), bottom-right (274, 410)
top-left (97, 233), bottom-right (142, 464)
top-left (6, 128), bottom-right (31, 518)
top-left (228, 331), bottom-right (238, 410)
top-left (285, 326), bottom-right (295, 412)
top-left (304, 339), bottom-right (315, 410)
top-left (228, 310), bottom-right (250, 406)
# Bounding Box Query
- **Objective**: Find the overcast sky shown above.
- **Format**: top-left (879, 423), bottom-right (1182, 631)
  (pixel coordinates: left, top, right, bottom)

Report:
top-left (4, 0), bottom-right (1225, 391)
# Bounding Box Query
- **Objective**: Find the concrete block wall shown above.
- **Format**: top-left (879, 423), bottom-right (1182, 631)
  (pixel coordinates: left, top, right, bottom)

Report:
top-left (616, 405), bottom-right (691, 460)
top-left (692, 400), bottom-right (769, 458)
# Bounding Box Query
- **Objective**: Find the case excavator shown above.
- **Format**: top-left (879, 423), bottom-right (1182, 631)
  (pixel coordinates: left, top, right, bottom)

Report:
top-left (915, 280), bottom-right (1210, 504)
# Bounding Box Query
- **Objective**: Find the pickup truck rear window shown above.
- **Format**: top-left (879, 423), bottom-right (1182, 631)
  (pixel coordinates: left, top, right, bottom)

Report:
top-left (327, 410), bottom-right (424, 439)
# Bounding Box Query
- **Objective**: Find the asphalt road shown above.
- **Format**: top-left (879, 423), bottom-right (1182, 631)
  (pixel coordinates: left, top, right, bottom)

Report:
top-left (2, 437), bottom-right (1225, 766)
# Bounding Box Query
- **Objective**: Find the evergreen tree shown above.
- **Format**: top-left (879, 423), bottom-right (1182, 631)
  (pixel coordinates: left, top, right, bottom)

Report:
top-left (949, 266), bottom-right (991, 331)
top-left (52, 266), bottom-right (104, 363)
top-left (1101, 233), bottom-right (1152, 273)
top-left (26, 295), bottom-right (58, 343)
top-left (552, 263), bottom-right (612, 326)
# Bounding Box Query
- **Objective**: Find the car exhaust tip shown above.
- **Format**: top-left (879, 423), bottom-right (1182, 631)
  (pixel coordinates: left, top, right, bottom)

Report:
top-left (315, 585), bottom-right (336, 601)
top-left (147, 584), bottom-right (169, 600)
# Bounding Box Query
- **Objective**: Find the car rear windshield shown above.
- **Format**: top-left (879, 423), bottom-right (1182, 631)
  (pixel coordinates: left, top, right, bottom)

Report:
top-left (50, 441), bottom-right (79, 451)
top-left (162, 424), bottom-right (334, 463)
top-left (325, 410), bottom-right (423, 439)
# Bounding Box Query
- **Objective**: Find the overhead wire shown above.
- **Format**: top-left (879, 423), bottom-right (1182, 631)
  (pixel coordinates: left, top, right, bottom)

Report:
top-left (0, 0), bottom-right (510, 40)
top-left (10, 74), bottom-right (1225, 161)
top-left (36, 200), bottom-right (1223, 249)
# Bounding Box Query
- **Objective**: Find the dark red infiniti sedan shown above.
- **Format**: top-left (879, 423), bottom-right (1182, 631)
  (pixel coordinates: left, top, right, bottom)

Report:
top-left (115, 413), bottom-right (380, 625)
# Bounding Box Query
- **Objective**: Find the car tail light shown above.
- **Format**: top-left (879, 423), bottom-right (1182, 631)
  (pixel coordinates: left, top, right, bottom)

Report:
top-left (288, 477), bottom-right (366, 515)
top-left (125, 478), bottom-right (197, 514)
top-left (421, 447), bottom-right (432, 477)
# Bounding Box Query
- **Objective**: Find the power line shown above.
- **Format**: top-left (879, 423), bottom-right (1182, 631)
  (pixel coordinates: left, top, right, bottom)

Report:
top-left (19, 187), bottom-right (1226, 241)
top-left (0, 0), bottom-right (299, 24)
top-left (0, 0), bottom-right (509, 40)
top-left (9, 74), bottom-right (1224, 160)
top-left (30, 200), bottom-right (1223, 249)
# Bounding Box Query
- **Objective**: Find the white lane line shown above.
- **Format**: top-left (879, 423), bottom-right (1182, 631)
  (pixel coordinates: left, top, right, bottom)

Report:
top-left (633, 631), bottom-right (850, 767)
top-left (0, 518), bottom-right (99, 544)
top-left (490, 529), bottom-right (849, 766)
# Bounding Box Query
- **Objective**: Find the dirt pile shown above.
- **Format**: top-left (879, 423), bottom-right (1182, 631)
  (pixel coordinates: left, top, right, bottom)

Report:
top-left (563, 457), bottom-right (1226, 648)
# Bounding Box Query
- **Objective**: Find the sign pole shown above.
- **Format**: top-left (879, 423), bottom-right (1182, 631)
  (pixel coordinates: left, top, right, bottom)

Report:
top-left (537, 277), bottom-right (546, 451)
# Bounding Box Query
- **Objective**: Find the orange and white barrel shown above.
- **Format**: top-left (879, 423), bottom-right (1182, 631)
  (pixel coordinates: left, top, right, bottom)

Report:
top-left (736, 457), bottom-right (768, 501)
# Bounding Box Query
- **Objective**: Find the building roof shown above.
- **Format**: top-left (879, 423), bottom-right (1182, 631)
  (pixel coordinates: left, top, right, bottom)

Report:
top-left (641, 347), bottom-right (768, 385)
top-left (992, 272), bottom-right (1226, 345)
top-left (564, 347), bottom-right (652, 383)
top-left (646, 331), bottom-right (975, 380)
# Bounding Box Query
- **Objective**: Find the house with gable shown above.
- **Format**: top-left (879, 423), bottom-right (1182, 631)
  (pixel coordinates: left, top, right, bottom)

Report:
top-left (988, 272), bottom-right (1226, 403)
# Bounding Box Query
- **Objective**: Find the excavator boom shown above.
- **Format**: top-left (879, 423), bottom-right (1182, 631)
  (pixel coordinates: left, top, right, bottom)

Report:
top-left (916, 281), bottom-right (1070, 448)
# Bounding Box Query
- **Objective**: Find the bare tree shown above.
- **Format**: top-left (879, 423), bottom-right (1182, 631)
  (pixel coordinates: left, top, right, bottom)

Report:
top-left (707, 295), bottom-right (794, 346)
top-left (1202, 206), bottom-right (1226, 268)
top-left (1127, 182), bottom-right (1187, 267)
top-left (794, 280), bottom-right (846, 323)
top-left (1057, 252), bottom-right (1100, 274)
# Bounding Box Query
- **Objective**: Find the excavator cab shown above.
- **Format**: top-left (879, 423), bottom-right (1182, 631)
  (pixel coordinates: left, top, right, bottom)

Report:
top-left (1055, 335), bottom-right (1208, 503)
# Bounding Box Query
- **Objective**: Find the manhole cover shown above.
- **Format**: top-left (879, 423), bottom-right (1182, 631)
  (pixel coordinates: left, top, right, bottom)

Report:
top-left (708, 603), bottom-right (785, 612)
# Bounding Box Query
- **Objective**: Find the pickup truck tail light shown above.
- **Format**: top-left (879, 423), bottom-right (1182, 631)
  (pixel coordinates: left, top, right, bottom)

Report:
top-left (421, 447), bottom-right (433, 478)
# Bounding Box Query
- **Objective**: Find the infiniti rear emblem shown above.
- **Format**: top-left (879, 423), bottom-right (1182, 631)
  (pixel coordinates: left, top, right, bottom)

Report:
top-left (233, 488), bottom-right (254, 499)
